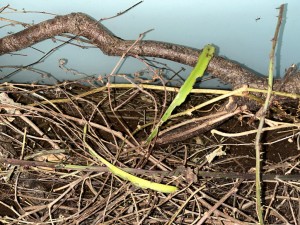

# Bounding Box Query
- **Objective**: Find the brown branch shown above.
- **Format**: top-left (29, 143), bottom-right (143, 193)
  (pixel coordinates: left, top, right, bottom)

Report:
top-left (155, 104), bottom-right (246, 146)
top-left (2, 12), bottom-right (299, 94)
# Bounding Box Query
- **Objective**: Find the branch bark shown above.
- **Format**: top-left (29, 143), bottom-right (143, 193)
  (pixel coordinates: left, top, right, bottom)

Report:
top-left (1, 12), bottom-right (299, 95)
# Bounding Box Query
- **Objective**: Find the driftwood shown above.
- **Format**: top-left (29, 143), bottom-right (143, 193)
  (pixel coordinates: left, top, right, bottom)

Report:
top-left (0, 13), bottom-right (299, 144)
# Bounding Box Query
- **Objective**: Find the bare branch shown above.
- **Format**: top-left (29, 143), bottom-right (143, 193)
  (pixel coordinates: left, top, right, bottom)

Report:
top-left (0, 13), bottom-right (299, 95)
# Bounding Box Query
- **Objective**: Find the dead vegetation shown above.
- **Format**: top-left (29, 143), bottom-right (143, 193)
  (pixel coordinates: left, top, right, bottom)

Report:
top-left (1, 4), bottom-right (300, 224)
top-left (0, 81), bottom-right (300, 224)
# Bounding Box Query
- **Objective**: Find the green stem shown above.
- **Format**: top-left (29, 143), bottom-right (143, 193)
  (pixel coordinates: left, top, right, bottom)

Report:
top-left (254, 4), bottom-right (285, 224)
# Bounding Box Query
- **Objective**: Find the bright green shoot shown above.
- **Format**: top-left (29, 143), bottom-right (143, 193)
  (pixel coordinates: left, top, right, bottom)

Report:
top-left (146, 44), bottom-right (215, 143)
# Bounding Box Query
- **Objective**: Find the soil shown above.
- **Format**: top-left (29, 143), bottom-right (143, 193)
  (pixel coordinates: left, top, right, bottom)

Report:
top-left (0, 82), bottom-right (300, 225)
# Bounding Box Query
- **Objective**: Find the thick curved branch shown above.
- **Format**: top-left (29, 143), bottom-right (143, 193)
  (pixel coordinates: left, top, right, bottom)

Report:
top-left (1, 13), bottom-right (299, 94)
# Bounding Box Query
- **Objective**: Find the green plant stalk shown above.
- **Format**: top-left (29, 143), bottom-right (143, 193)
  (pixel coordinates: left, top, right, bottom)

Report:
top-left (146, 44), bottom-right (215, 143)
top-left (255, 4), bottom-right (285, 224)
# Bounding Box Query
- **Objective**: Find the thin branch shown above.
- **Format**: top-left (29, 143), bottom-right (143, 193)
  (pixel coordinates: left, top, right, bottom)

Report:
top-left (196, 179), bottom-right (243, 225)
